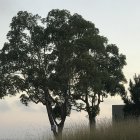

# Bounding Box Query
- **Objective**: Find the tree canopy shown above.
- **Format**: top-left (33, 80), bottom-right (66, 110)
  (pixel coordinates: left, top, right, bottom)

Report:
top-left (0, 9), bottom-right (126, 136)
top-left (46, 9), bottom-right (126, 127)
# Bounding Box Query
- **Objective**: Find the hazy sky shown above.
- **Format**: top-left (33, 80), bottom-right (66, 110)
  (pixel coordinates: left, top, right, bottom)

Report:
top-left (0, 0), bottom-right (140, 138)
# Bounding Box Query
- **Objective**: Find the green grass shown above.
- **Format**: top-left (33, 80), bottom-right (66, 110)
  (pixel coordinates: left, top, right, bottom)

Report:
top-left (49, 119), bottom-right (140, 140)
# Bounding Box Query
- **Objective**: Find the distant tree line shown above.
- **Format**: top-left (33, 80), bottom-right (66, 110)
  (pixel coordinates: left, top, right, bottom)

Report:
top-left (0, 9), bottom-right (127, 138)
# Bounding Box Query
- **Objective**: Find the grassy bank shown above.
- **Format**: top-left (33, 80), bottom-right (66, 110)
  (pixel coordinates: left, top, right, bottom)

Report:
top-left (48, 119), bottom-right (140, 140)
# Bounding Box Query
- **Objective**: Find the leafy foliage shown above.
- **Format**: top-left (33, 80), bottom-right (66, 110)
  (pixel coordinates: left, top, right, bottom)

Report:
top-left (0, 10), bottom-right (72, 136)
top-left (69, 20), bottom-right (126, 125)
top-left (0, 9), bottom-right (126, 134)
top-left (123, 74), bottom-right (140, 117)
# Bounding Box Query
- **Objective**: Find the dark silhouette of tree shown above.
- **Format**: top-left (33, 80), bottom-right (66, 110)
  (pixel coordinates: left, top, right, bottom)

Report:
top-left (0, 10), bottom-right (72, 138)
top-left (72, 40), bottom-right (126, 128)
top-left (0, 9), bottom-right (126, 137)
top-left (46, 9), bottom-right (126, 128)
top-left (123, 74), bottom-right (140, 118)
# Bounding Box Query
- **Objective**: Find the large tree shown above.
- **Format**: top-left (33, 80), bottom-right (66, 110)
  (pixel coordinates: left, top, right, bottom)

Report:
top-left (64, 15), bottom-right (126, 128)
top-left (60, 13), bottom-right (126, 128)
top-left (0, 10), bottom-right (72, 138)
top-left (1, 9), bottom-right (126, 137)
top-left (45, 9), bottom-right (126, 128)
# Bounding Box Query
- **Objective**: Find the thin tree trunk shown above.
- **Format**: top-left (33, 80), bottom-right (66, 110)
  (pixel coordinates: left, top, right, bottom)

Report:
top-left (57, 124), bottom-right (64, 139)
top-left (45, 102), bottom-right (58, 138)
top-left (89, 114), bottom-right (96, 132)
top-left (56, 98), bottom-right (67, 139)
top-left (56, 89), bottom-right (67, 139)
top-left (44, 87), bottom-right (68, 139)
top-left (44, 88), bottom-right (58, 138)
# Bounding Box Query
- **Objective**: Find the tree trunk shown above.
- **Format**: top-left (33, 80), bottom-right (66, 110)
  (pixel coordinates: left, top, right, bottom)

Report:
top-left (44, 89), bottom-right (58, 138)
top-left (89, 115), bottom-right (96, 131)
top-left (44, 88), bottom-right (67, 139)
top-left (57, 124), bottom-right (64, 139)
top-left (45, 102), bottom-right (58, 138)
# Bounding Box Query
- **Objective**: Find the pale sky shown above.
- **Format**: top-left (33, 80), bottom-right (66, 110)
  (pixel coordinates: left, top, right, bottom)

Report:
top-left (0, 0), bottom-right (140, 139)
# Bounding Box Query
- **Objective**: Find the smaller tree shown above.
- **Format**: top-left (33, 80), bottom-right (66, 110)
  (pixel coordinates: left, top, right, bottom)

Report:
top-left (72, 43), bottom-right (126, 129)
top-left (123, 74), bottom-right (140, 117)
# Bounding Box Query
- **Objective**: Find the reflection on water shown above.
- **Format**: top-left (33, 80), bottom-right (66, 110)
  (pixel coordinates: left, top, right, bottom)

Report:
top-left (0, 96), bottom-right (123, 139)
